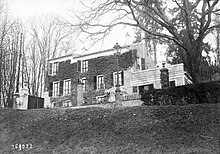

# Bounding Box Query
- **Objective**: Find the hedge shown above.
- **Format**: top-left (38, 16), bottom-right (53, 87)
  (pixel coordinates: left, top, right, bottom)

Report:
top-left (141, 81), bottom-right (220, 106)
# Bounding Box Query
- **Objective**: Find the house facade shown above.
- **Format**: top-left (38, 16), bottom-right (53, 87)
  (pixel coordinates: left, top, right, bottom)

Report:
top-left (47, 43), bottom-right (187, 107)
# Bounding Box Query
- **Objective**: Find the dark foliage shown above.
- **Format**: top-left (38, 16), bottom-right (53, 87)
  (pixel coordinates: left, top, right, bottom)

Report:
top-left (141, 81), bottom-right (220, 106)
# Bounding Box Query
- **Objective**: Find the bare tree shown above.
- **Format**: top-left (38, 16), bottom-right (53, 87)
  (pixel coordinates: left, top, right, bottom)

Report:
top-left (0, 20), bottom-right (24, 107)
top-left (68, 0), bottom-right (220, 83)
top-left (0, 0), bottom-right (24, 107)
top-left (26, 17), bottom-right (75, 97)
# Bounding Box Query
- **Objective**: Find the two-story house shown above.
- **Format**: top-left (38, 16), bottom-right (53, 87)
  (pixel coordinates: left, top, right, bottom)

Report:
top-left (48, 43), bottom-right (187, 107)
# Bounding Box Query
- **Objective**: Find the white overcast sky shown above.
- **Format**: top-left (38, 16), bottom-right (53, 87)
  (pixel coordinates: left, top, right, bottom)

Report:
top-left (8, 0), bottom-right (75, 19)
top-left (8, 0), bottom-right (137, 54)
top-left (7, 0), bottom-right (168, 62)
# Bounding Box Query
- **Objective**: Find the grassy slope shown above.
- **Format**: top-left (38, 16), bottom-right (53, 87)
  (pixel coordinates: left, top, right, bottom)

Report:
top-left (0, 104), bottom-right (219, 154)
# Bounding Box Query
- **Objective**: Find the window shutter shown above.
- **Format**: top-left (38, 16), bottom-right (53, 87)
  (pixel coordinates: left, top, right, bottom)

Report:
top-left (141, 58), bottom-right (146, 70)
top-left (110, 73), bottom-right (114, 87)
top-left (77, 60), bottom-right (81, 72)
top-left (121, 71), bottom-right (124, 85)
top-left (93, 76), bottom-right (97, 90)
top-left (49, 63), bottom-right (52, 75)
top-left (49, 82), bottom-right (53, 97)
top-left (59, 81), bottom-right (63, 96)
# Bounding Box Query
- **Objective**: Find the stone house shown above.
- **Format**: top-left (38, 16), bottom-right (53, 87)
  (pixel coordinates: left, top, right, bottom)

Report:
top-left (48, 43), bottom-right (187, 107)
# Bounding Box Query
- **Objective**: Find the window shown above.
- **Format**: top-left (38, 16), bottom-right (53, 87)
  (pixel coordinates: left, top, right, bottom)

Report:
top-left (113, 71), bottom-right (124, 86)
top-left (82, 60), bottom-right (88, 72)
top-left (144, 84), bottom-right (154, 92)
top-left (133, 86), bottom-right (138, 93)
top-left (139, 84), bottom-right (154, 95)
top-left (137, 58), bottom-right (145, 70)
top-left (53, 82), bottom-right (60, 96)
top-left (77, 60), bottom-right (81, 72)
top-left (170, 80), bottom-right (176, 87)
top-left (77, 60), bottom-right (88, 73)
top-left (63, 100), bottom-right (71, 107)
top-left (82, 78), bottom-right (88, 91)
top-left (64, 79), bottom-right (71, 95)
top-left (141, 58), bottom-right (146, 70)
top-left (97, 75), bottom-right (104, 89)
top-left (53, 62), bottom-right (59, 75)
top-left (48, 63), bottom-right (53, 76)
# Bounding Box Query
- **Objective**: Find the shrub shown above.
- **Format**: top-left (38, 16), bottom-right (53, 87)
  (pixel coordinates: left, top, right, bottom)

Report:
top-left (141, 81), bottom-right (220, 106)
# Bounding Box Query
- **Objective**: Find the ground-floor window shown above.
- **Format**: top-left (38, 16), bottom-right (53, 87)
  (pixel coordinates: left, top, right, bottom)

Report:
top-left (170, 80), bottom-right (176, 87)
top-left (139, 84), bottom-right (154, 95)
top-left (97, 75), bottom-right (105, 89)
top-left (64, 79), bottom-right (71, 95)
top-left (63, 100), bottom-right (71, 107)
top-left (53, 82), bottom-right (60, 96)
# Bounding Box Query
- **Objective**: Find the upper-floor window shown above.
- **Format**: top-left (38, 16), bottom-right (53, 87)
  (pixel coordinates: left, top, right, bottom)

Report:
top-left (49, 63), bottom-right (53, 76)
top-left (82, 77), bottom-right (88, 91)
top-left (137, 58), bottom-right (145, 70)
top-left (53, 81), bottom-right (60, 96)
top-left (77, 60), bottom-right (88, 73)
top-left (64, 79), bottom-right (71, 95)
top-left (113, 71), bottom-right (124, 86)
top-left (53, 62), bottom-right (59, 75)
top-left (97, 75), bottom-right (105, 89)
top-left (82, 60), bottom-right (88, 72)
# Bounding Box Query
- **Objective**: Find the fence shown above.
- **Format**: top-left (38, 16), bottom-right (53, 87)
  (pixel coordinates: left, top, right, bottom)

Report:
top-left (27, 95), bottom-right (44, 109)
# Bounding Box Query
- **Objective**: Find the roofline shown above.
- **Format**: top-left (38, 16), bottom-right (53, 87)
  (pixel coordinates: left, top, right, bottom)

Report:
top-left (74, 44), bottom-right (131, 59)
top-left (48, 54), bottom-right (73, 62)
top-left (48, 44), bottom-right (131, 62)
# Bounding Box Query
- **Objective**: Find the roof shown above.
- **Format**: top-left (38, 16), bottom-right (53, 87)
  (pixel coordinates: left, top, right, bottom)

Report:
top-left (74, 45), bottom-right (131, 59)
top-left (48, 45), bottom-right (131, 62)
top-left (48, 53), bottom-right (81, 62)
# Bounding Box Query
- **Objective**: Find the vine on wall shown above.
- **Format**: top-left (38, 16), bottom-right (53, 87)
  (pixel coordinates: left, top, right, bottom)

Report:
top-left (48, 49), bottom-right (137, 105)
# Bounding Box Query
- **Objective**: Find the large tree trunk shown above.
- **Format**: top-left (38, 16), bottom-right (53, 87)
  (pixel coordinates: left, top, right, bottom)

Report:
top-left (185, 41), bottom-right (203, 83)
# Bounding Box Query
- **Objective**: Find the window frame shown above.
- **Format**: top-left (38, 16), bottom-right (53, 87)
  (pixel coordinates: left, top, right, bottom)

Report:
top-left (53, 81), bottom-right (60, 97)
top-left (82, 77), bottom-right (88, 91)
top-left (53, 62), bottom-right (59, 75)
top-left (170, 80), bottom-right (176, 87)
top-left (82, 60), bottom-right (88, 72)
top-left (113, 71), bottom-right (122, 87)
top-left (133, 86), bottom-right (138, 93)
top-left (64, 79), bottom-right (71, 95)
top-left (97, 75), bottom-right (105, 90)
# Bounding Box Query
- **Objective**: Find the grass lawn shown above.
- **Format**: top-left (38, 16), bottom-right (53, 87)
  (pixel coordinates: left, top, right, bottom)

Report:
top-left (0, 103), bottom-right (219, 154)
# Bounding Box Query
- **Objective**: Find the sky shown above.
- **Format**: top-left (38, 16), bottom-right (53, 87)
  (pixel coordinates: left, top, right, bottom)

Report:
top-left (8, 0), bottom-right (74, 19)
top-left (7, 0), bottom-right (166, 62)
top-left (8, 0), bottom-right (138, 54)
